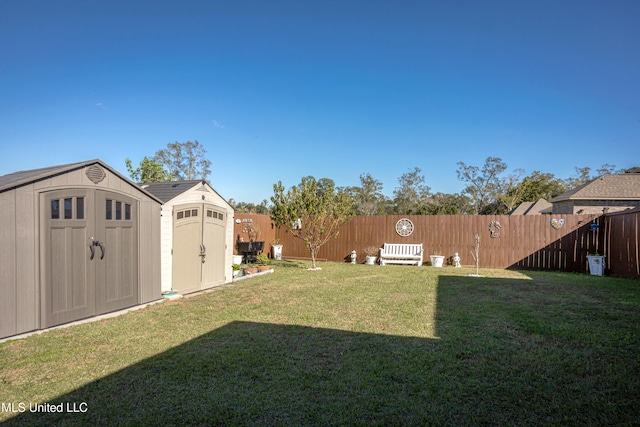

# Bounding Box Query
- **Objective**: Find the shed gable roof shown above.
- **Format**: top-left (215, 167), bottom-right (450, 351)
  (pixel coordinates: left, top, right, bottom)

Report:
top-left (0, 159), bottom-right (163, 203)
top-left (0, 160), bottom-right (89, 192)
top-left (551, 173), bottom-right (640, 203)
top-left (141, 180), bottom-right (203, 203)
top-left (141, 180), bottom-right (233, 211)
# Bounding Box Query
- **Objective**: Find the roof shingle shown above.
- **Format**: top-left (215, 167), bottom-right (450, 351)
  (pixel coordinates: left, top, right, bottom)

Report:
top-left (551, 173), bottom-right (640, 202)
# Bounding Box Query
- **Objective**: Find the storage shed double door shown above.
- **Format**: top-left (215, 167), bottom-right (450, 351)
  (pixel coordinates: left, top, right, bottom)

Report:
top-left (41, 189), bottom-right (139, 328)
top-left (172, 203), bottom-right (226, 294)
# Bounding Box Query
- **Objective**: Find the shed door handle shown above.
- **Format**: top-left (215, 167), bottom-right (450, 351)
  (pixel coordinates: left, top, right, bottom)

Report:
top-left (89, 243), bottom-right (95, 260)
top-left (98, 242), bottom-right (106, 260)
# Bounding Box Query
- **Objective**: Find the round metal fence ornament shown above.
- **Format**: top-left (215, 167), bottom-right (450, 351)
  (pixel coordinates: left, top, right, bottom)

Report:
top-left (395, 218), bottom-right (414, 237)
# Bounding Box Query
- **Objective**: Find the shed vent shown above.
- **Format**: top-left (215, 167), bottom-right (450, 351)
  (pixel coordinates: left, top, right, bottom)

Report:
top-left (86, 165), bottom-right (106, 184)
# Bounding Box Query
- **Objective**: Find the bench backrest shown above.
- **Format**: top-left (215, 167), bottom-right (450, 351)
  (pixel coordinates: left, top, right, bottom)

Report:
top-left (383, 243), bottom-right (423, 255)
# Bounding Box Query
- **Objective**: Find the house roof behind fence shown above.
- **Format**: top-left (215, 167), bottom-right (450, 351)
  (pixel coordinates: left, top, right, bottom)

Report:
top-left (551, 173), bottom-right (640, 202)
top-left (510, 199), bottom-right (552, 215)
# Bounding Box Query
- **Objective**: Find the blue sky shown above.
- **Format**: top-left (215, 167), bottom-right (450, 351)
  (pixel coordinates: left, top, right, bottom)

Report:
top-left (1, 0), bottom-right (639, 203)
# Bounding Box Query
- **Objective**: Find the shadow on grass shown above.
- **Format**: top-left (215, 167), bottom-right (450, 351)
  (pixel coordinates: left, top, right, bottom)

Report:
top-left (4, 274), bottom-right (639, 425)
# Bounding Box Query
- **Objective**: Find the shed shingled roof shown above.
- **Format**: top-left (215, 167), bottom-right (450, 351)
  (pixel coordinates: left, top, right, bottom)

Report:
top-left (140, 180), bottom-right (204, 203)
top-left (0, 160), bottom-right (90, 193)
top-left (550, 173), bottom-right (640, 202)
top-left (0, 159), bottom-right (163, 203)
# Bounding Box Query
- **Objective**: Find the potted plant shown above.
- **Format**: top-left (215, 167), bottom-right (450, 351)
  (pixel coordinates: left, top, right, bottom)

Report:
top-left (242, 264), bottom-right (258, 275)
top-left (232, 263), bottom-right (241, 278)
top-left (587, 253), bottom-right (605, 276)
top-left (364, 246), bottom-right (378, 265)
top-left (271, 238), bottom-right (283, 260)
top-left (255, 253), bottom-right (271, 272)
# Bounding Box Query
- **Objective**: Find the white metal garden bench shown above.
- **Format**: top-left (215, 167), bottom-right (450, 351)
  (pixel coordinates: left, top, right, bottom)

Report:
top-left (379, 243), bottom-right (423, 266)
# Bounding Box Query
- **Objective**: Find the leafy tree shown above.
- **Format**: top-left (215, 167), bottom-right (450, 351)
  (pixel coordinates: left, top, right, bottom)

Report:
top-left (270, 176), bottom-right (354, 269)
top-left (256, 199), bottom-right (270, 214)
top-left (479, 200), bottom-right (508, 215)
top-left (228, 199), bottom-right (270, 214)
top-left (124, 156), bottom-right (173, 183)
top-left (154, 140), bottom-right (212, 181)
top-left (421, 192), bottom-right (473, 214)
top-left (510, 171), bottom-right (566, 203)
top-left (351, 173), bottom-right (387, 215)
top-left (392, 167), bottom-right (431, 214)
top-left (456, 157), bottom-right (507, 214)
top-left (494, 168), bottom-right (525, 214)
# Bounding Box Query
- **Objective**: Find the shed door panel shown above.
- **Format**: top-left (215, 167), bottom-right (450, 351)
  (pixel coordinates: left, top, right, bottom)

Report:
top-left (95, 192), bottom-right (139, 314)
top-left (41, 189), bottom-right (140, 329)
top-left (42, 190), bottom-right (95, 328)
top-left (172, 204), bottom-right (203, 294)
top-left (201, 207), bottom-right (226, 288)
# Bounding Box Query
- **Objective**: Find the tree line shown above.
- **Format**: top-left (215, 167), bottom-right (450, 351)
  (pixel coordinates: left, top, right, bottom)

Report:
top-left (125, 142), bottom-right (638, 216)
top-left (268, 160), bottom-right (639, 216)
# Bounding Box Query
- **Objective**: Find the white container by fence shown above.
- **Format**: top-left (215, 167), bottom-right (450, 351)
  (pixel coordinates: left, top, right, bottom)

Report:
top-left (233, 255), bottom-right (243, 265)
top-left (587, 255), bottom-right (605, 276)
top-left (272, 245), bottom-right (283, 260)
top-left (430, 255), bottom-right (445, 268)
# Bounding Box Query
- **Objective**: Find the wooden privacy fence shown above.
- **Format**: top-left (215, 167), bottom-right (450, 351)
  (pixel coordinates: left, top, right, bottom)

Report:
top-left (233, 213), bottom-right (278, 254)
top-left (234, 211), bottom-right (639, 278)
top-left (603, 208), bottom-right (640, 278)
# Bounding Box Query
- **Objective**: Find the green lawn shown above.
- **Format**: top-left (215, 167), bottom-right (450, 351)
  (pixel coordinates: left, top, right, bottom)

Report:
top-left (1, 262), bottom-right (639, 426)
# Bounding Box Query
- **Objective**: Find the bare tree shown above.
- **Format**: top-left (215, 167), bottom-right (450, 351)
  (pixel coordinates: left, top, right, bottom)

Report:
top-left (470, 233), bottom-right (480, 276)
top-left (393, 167), bottom-right (431, 214)
top-left (154, 140), bottom-right (212, 181)
top-left (456, 157), bottom-right (507, 214)
top-left (352, 173), bottom-right (387, 215)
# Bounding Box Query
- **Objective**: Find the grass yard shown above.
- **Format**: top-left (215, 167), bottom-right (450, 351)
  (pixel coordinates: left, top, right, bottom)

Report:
top-left (1, 261), bottom-right (639, 426)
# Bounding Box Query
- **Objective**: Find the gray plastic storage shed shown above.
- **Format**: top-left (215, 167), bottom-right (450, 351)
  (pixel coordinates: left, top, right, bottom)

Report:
top-left (0, 160), bottom-right (162, 340)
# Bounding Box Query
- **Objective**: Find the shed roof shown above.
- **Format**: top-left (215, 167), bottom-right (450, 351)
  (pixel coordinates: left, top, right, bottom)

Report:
top-left (141, 180), bottom-right (232, 210)
top-left (551, 173), bottom-right (640, 202)
top-left (0, 159), bottom-right (163, 203)
top-left (141, 180), bottom-right (204, 203)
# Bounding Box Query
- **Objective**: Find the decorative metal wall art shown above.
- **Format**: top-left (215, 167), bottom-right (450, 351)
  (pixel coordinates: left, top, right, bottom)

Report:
top-left (550, 218), bottom-right (566, 230)
top-left (489, 221), bottom-right (501, 238)
top-left (395, 218), bottom-right (414, 237)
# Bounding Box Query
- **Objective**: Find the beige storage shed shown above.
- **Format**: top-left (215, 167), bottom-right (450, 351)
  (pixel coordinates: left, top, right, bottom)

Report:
top-left (141, 180), bottom-right (234, 295)
top-left (0, 160), bottom-right (162, 340)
